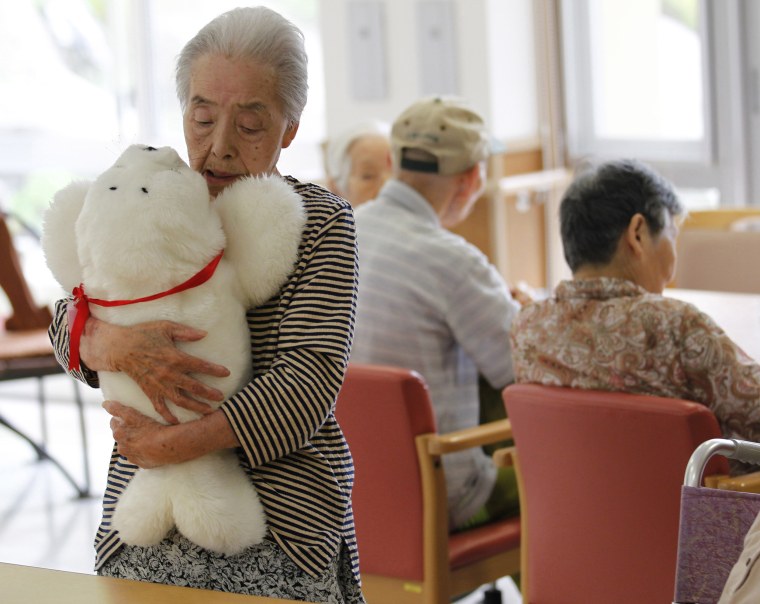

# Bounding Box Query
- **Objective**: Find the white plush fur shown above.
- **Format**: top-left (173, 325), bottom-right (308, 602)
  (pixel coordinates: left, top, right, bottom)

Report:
top-left (41, 145), bottom-right (305, 555)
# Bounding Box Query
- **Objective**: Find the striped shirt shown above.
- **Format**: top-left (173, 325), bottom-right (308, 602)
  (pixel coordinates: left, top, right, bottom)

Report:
top-left (49, 177), bottom-right (360, 581)
top-left (350, 179), bottom-right (520, 528)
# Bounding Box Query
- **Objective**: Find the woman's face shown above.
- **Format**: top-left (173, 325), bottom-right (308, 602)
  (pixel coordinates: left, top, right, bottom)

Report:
top-left (343, 135), bottom-right (391, 206)
top-left (183, 54), bottom-right (298, 197)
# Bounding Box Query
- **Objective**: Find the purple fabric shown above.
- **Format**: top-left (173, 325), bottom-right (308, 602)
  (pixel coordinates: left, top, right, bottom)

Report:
top-left (675, 486), bottom-right (760, 603)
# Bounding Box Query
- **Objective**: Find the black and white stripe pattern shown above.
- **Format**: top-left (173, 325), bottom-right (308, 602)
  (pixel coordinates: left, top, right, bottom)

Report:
top-left (50, 177), bottom-right (360, 581)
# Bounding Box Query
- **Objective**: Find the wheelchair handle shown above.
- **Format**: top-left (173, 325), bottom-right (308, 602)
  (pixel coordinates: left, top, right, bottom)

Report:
top-left (684, 438), bottom-right (760, 487)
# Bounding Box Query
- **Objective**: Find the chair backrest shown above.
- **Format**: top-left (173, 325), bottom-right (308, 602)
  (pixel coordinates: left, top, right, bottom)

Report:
top-left (680, 208), bottom-right (760, 231)
top-left (335, 363), bottom-right (436, 581)
top-left (503, 383), bottom-right (727, 604)
top-left (675, 229), bottom-right (760, 293)
top-left (0, 213), bottom-right (51, 331)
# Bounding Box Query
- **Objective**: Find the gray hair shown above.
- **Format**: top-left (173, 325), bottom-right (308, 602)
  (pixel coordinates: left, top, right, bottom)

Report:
top-left (175, 6), bottom-right (308, 124)
top-left (560, 158), bottom-right (684, 272)
top-left (326, 120), bottom-right (389, 192)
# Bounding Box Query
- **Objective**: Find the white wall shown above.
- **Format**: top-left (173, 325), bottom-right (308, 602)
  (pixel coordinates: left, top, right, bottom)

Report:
top-left (319, 0), bottom-right (539, 145)
top-left (485, 0), bottom-right (539, 145)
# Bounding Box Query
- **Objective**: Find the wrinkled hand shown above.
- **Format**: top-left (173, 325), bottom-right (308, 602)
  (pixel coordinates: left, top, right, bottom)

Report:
top-left (510, 281), bottom-right (541, 307)
top-left (103, 400), bottom-right (238, 468)
top-left (81, 317), bottom-right (230, 424)
top-left (104, 400), bottom-right (173, 468)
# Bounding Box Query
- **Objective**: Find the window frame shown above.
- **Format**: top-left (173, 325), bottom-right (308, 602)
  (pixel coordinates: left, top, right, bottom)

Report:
top-left (559, 0), bottom-right (752, 206)
top-left (561, 0), bottom-right (713, 164)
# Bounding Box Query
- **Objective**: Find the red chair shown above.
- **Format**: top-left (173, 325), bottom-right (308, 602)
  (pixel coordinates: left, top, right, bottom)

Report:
top-left (502, 383), bottom-right (728, 604)
top-left (336, 364), bottom-right (520, 604)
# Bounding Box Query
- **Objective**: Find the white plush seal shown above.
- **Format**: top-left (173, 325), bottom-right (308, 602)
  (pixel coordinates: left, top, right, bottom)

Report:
top-left (42, 144), bottom-right (305, 555)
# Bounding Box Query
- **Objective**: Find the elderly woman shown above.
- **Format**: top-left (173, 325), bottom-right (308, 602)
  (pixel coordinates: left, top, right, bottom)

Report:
top-left (48, 7), bottom-right (363, 602)
top-left (325, 120), bottom-right (391, 207)
top-left (511, 159), bottom-right (760, 467)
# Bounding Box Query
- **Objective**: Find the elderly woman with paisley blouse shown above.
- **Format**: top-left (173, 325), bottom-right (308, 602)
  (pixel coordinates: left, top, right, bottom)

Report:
top-left (511, 159), bottom-right (760, 470)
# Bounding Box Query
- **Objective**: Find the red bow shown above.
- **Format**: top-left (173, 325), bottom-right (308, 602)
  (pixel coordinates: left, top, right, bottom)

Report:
top-left (67, 250), bottom-right (224, 371)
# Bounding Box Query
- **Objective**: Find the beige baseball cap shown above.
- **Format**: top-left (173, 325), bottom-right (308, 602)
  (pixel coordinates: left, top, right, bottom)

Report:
top-left (391, 96), bottom-right (503, 176)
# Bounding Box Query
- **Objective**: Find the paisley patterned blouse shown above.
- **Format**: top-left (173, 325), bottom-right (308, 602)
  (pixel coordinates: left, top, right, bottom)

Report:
top-left (511, 277), bottom-right (760, 449)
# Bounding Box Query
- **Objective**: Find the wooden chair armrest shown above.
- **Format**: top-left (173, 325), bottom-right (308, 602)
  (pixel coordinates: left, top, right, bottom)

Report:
top-left (715, 470), bottom-right (760, 494)
top-left (703, 474), bottom-right (726, 489)
top-left (426, 419), bottom-right (512, 455)
top-left (491, 446), bottom-right (515, 468)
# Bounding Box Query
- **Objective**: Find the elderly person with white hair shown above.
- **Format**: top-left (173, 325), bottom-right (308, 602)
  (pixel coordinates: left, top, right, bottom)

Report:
top-left (325, 120), bottom-right (391, 207)
top-left (47, 6), bottom-right (363, 602)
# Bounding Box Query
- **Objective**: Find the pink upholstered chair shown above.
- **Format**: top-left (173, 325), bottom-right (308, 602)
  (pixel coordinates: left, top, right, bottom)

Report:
top-left (335, 363), bottom-right (520, 604)
top-left (502, 383), bottom-right (728, 604)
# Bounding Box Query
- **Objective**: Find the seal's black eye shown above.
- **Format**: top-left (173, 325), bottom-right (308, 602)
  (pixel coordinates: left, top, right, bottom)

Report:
top-left (141, 187), bottom-right (148, 194)
top-left (145, 146), bottom-right (157, 151)
top-left (109, 186), bottom-right (117, 190)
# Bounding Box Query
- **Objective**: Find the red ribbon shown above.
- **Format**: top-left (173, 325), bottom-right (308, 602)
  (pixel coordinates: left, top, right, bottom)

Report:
top-left (67, 250), bottom-right (224, 371)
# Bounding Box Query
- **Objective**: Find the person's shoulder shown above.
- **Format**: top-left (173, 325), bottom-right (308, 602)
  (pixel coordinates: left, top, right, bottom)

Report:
top-left (640, 291), bottom-right (703, 316)
top-left (634, 292), bottom-right (727, 340)
top-left (285, 176), bottom-right (353, 214)
top-left (353, 196), bottom-right (397, 221)
top-left (434, 227), bottom-right (493, 267)
top-left (514, 295), bottom-right (555, 324)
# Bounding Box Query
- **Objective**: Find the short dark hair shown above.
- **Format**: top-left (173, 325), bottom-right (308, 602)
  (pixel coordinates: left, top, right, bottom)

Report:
top-left (559, 159), bottom-right (684, 272)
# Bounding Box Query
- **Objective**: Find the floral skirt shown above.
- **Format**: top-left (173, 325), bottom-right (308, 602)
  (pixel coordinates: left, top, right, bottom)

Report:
top-left (98, 529), bottom-right (365, 603)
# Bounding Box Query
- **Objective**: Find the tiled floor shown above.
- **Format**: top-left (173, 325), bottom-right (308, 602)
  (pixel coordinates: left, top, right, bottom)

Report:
top-left (0, 374), bottom-right (522, 602)
top-left (455, 578), bottom-right (522, 604)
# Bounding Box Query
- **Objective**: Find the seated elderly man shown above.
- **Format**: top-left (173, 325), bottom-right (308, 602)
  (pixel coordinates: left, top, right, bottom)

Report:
top-left (352, 97), bottom-right (521, 532)
top-left (511, 159), bottom-right (760, 470)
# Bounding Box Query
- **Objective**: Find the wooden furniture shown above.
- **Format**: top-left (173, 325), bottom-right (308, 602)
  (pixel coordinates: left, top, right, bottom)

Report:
top-left (672, 208), bottom-right (760, 293)
top-left (502, 383), bottom-right (729, 604)
top-left (335, 364), bottom-right (520, 604)
top-left (0, 212), bottom-right (89, 497)
top-left (674, 230), bottom-right (760, 293)
top-left (0, 562), bottom-right (295, 603)
top-left (0, 211), bottom-right (53, 331)
top-left (680, 208), bottom-right (760, 230)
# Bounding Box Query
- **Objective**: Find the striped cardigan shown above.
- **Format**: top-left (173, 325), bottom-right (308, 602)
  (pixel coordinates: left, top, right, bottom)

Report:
top-left (49, 177), bottom-right (360, 581)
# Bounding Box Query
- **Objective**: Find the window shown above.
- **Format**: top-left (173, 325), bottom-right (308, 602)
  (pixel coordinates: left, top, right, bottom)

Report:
top-left (0, 0), bottom-right (323, 227)
top-left (562, 0), bottom-right (710, 164)
top-left (0, 0), bottom-right (323, 309)
top-left (560, 0), bottom-right (753, 208)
